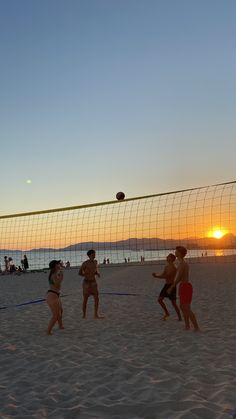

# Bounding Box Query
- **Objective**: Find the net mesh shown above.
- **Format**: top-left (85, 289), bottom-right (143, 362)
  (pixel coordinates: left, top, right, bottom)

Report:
top-left (1, 181), bottom-right (236, 270)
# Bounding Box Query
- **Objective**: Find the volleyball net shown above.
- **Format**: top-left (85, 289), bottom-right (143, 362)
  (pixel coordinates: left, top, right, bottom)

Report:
top-left (1, 181), bottom-right (236, 270)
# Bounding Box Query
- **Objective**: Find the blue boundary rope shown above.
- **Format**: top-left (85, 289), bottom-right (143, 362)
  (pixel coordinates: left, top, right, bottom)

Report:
top-left (101, 292), bottom-right (140, 296)
top-left (0, 298), bottom-right (46, 310)
top-left (0, 292), bottom-right (144, 311)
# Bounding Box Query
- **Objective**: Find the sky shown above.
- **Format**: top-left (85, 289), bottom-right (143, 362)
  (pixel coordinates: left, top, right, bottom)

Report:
top-left (1, 0), bottom-right (236, 216)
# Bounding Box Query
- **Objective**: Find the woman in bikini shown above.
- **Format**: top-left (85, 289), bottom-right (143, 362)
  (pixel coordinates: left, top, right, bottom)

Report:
top-left (46, 260), bottom-right (64, 335)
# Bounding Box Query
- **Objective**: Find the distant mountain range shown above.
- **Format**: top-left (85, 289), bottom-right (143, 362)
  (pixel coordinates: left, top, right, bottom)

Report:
top-left (1, 234), bottom-right (236, 253)
top-left (62, 234), bottom-right (236, 250)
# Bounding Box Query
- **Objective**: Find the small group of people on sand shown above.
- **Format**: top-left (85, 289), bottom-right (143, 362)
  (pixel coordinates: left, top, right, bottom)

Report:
top-left (46, 246), bottom-right (199, 335)
top-left (2, 254), bottom-right (29, 274)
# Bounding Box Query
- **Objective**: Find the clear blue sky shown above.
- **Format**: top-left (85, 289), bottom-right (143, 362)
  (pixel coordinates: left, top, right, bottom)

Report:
top-left (1, 0), bottom-right (236, 215)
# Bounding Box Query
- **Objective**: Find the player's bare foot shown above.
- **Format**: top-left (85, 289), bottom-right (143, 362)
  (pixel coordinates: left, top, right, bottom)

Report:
top-left (162, 314), bottom-right (170, 321)
top-left (47, 331), bottom-right (53, 335)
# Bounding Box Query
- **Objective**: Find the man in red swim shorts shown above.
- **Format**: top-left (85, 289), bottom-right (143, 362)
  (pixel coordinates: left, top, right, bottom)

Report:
top-left (179, 282), bottom-right (193, 305)
top-left (168, 246), bottom-right (200, 331)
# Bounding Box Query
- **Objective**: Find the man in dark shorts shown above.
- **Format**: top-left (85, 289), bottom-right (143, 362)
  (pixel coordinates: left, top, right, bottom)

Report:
top-left (79, 249), bottom-right (104, 319)
top-left (152, 253), bottom-right (182, 321)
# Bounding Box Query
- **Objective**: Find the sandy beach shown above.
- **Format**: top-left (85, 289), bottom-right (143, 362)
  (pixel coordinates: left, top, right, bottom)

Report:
top-left (0, 262), bottom-right (236, 419)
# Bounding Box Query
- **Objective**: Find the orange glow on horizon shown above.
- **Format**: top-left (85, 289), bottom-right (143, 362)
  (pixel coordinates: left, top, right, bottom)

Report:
top-left (207, 228), bottom-right (228, 239)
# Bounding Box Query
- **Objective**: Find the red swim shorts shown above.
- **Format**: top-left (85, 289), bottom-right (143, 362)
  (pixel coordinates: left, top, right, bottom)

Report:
top-left (179, 282), bottom-right (193, 304)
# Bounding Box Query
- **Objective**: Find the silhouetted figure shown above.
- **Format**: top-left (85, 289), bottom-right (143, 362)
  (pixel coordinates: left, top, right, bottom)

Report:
top-left (23, 255), bottom-right (29, 271)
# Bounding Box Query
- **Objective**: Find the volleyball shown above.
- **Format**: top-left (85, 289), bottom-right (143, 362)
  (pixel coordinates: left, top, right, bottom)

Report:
top-left (116, 192), bottom-right (125, 200)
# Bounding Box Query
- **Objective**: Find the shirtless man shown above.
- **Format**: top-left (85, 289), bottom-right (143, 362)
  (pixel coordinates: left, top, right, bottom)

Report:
top-left (168, 246), bottom-right (200, 331)
top-left (152, 253), bottom-right (182, 321)
top-left (79, 250), bottom-right (103, 319)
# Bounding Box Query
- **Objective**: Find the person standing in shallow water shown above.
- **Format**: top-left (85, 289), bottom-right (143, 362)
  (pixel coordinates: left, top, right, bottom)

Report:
top-left (79, 249), bottom-right (104, 319)
top-left (46, 260), bottom-right (64, 335)
top-left (152, 253), bottom-right (182, 321)
top-left (168, 246), bottom-right (200, 332)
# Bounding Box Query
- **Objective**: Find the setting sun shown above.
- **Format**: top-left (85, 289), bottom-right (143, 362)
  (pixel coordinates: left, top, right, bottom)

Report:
top-left (208, 229), bottom-right (228, 239)
top-left (212, 230), bottom-right (224, 239)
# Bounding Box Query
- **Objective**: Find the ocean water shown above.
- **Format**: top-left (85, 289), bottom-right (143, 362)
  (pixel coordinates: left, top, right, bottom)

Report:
top-left (1, 248), bottom-right (236, 270)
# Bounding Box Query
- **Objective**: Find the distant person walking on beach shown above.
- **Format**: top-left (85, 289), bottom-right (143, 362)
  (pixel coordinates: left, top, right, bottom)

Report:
top-left (168, 246), bottom-right (200, 331)
top-left (79, 249), bottom-right (103, 319)
top-left (23, 254), bottom-right (29, 271)
top-left (152, 253), bottom-right (182, 321)
top-left (46, 260), bottom-right (64, 335)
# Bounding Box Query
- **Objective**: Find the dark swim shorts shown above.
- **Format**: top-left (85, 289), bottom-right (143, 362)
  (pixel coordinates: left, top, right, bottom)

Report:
top-left (83, 280), bottom-right (98, 297)
top-left (159, 284), bottom-right (176, 300)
